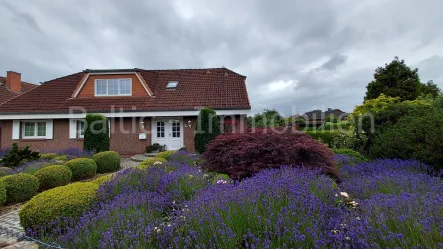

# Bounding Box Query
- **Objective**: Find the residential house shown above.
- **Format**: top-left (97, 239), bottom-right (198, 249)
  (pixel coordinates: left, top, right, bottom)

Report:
top-left (301, 108), bottom-right (348, 127)
top-left (0, 68), bottom-right (251, 155)
top-left (0, 71), bottom-right (38, 105)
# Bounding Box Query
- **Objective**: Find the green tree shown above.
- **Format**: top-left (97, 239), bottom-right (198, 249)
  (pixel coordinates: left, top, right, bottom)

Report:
top-left (247, 109), bottom-right (285, 128)
top-left (194, 108), bottom-right (220, 154)
top-left (84, 114), bottom-right (109, 153)
top-left (418, 80), bottom-right (441, 98)
top-left (364, 57), bottom-right (421, 102)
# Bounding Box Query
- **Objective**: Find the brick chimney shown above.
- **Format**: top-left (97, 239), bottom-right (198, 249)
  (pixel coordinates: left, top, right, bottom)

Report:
top-left (6, 71), bottom-right (21, 92)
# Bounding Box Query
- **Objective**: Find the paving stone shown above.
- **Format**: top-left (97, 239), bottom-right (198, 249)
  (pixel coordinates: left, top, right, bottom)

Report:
top-left (2, 241), bottom-right (39, 249)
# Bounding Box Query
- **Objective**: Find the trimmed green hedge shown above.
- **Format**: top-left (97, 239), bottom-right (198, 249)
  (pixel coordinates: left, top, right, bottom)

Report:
top-left (93, 151), bottom-right (120, 173)
top-left (0, 173), bottom-right (39, 204)
top-left (156, 151), bottom-right (177, 161)
top-left (54, 155), bottom-right (68, 161)
top-left (138, 157), bottom-right (168, 169)
top-left (0, 180), bottom-right (6, 206)
top-left (39, 153), bottom-right (58, 160)
top-left (19, 182), bottom-right (99, 231)
top-left (84, 113), bottom-right (110, 153)
top-left (90, 174), bottom-right (113, 185)
top-left (35, 165), bottom-right (72, 191)
top-left (65, 158), bottom-right (97, 180)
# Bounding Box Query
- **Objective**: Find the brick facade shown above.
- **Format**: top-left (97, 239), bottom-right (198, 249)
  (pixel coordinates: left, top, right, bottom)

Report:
top-left (0, 115), bottom-right (248, 156)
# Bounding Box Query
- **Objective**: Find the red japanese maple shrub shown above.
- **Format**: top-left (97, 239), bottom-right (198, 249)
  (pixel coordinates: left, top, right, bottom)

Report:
top-left (202, 128), bottom-right (339, 180)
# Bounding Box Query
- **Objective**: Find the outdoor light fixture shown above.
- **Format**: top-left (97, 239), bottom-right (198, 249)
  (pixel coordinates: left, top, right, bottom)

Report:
top-left (187, 120), bottom-right (192, 128)
top-left (140, 121), bottom-right (145, 129)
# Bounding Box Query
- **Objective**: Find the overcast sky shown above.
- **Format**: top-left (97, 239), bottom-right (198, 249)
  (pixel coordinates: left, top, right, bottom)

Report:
top-left (1, 0), bottom-right (442, 115)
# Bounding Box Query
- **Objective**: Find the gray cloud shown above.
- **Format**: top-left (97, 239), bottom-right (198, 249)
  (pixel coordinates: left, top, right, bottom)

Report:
top-left (317, 54), bottom-right (348, 71)
top-left (1, 0), bottom-right (442, 115)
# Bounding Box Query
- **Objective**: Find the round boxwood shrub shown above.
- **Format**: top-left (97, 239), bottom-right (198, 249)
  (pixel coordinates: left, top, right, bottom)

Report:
top-left (156, 151), bottom-right (177, 161)
top-left (0, 180), bottom-right (6, 206)
top-left (65, 158), bottom-right (97, 180)
top-left (0, 173), bottom-right (39, 204)
top-left (35, 165), bottom-right (72, 191)
top-left (93, 151), bottom-right (120, 173)
top-left (138, 157), bottom-right (167, 169)
top-left (39, 153), bottom-right (58, 160)
top-left (203, 129), bottom-right (339, 180)
top-left (19, 182), bottom-right (99, 232)
top-left (0, 167), bottom-right (14, 177)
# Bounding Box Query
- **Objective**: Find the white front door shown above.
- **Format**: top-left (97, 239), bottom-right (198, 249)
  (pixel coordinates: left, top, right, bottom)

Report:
top-left (152, 118), bottom-right (183, 150)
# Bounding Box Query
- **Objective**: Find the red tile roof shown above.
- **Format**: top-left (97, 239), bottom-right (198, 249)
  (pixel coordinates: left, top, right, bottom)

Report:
top-left (0, 77), bottom-right (39, 105)
top-left (0, 68), bottom-right (251, 114)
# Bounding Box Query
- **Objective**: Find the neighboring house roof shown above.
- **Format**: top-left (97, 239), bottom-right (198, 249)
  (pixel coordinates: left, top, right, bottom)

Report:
top-left (0, 68), bottom-right (251, 114)
top-left (302, 108), bottom-right (348, 121)
top-left (0, 76), bottom-right (39, 105)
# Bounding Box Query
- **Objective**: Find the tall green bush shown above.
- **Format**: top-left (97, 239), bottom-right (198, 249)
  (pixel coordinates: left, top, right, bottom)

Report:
top-left (194, 108), bottom-right (220, 154)
top-left (83, 113), bottom-right (109, 153)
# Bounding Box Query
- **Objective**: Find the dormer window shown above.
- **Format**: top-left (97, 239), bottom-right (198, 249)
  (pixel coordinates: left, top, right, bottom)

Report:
top-left (166, 81), bottom-right (178, 89)
top-left (95, 79), bottom-right (132, 96)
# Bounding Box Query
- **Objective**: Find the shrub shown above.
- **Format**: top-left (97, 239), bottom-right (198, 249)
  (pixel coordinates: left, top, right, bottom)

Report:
top-left (203, 129), bottom-right (339, 180)
top-left (305, 130), bottom-right (348, 148)
top-left (194, 108), bottom-right (220, 154)
top-left (65, 158), bottom-right (97, 180)
top-left (54, 155), bottom-right (68, 161)
top-left (145, 143), bottom-right (165, 153)
top-left (0, 167), bottom-right (14, 177)
top-left (90, 174), bottom-right (113, 185)
top-left (369, 107), bottom-right (443, 170)
top-left (0, 143), bottom-right (40, 167)
top-left (211, 173), bottom-right (231, 184)
top-left (0, 173), bottom-right (39, 203)
top-left (93, 151), bottom-right (120, 173)
top-left (83, 113), bottom-right (109, 153)
top-left (0, 180), bottom-right (6, 206)
top-left (39, 153), bottom-right (58, 160)
top-left (138, 157), bottom-right (167, 169)
top-left (35, 165), bottom-right (72, 191)
top-left (332, 148), bottom-right (367, 164)
top-left (19, 182), bottom-right (99, 232)
top-left (156, 150), bottom-right (177, 161)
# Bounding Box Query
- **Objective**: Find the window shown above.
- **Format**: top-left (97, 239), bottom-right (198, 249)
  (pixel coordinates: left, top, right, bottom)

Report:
top-left (95, 79), bottom-right (132, 96)
top-left (77, 120), bottom-right (86, 138)
top-left (157, 121), bottom-right (165, 138)
top-left (172, 120), bottom-right (180, 137)
top-left (166, 81), bottom-right (178, 89)
top-left (23, 121), bottom-right (46, 138)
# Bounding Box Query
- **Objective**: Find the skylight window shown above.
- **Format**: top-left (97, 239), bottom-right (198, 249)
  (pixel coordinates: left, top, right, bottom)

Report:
top-left (166, 81), bottom-right (178, 89)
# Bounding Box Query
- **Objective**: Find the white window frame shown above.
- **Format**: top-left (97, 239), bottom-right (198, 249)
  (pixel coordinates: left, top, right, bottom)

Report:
top-left (77, 120), bottom-right (86, 139)
top-left (94, 78), bottom-right (132, 96)
top-left (22, 121), bottom-right (47, 139)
